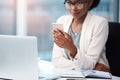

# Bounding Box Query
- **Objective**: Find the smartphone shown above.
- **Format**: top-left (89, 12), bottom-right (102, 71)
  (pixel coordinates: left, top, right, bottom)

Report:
top-left (52, 23), bottom-right (63, 31)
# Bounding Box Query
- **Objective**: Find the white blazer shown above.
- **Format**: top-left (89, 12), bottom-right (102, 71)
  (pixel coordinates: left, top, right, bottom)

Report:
top-left (52, 12), bottom-right (109, 70)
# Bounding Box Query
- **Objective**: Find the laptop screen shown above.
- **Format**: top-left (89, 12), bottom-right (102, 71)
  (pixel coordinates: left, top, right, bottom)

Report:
top-left (0, 35), bottom-right (38, 80)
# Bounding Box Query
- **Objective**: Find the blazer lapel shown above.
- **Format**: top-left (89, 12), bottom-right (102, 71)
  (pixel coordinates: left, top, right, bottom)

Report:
top-left (64, 16), bottom-right (73, 33)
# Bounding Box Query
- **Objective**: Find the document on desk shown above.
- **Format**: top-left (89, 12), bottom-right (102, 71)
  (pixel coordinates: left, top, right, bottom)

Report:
top-left (82, 70), bottom-right (112, 79)
top-left (61, 69), bottom-right (84, 78)
top-left (61, 70), bottom-right (112, 79)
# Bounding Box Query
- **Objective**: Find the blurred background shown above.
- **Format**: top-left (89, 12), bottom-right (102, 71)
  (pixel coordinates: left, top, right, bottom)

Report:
top-left (0, 0), bottom-right (120, 61)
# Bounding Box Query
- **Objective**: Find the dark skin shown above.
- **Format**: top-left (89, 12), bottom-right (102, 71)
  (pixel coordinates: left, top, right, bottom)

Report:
top-left (53, 0), bottom-right (93, 58)
top-left (53, 29), bottom-right (77, 57)
top-left (94, 63), bottom-right (110, 72)
top-left (53, 0), bottom-right (110, 72)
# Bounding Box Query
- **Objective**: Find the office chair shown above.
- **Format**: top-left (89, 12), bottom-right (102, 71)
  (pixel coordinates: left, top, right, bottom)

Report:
top-left (106, 22), bottom-right (120, 77)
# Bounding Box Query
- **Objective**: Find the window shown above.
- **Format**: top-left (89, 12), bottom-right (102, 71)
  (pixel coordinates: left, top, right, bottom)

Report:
top-left (91, 0), bottom-right (114, 21)
top-left (118, 0), bottom-right (120, 22)
top-left (0, 0), bottom-right (15, 35)
top-left (26, 0), bottom-right (119, 61)
top-left (27, 0), bottom-right (66, 61)
top-left (0, 0), bottom-right (119, 62)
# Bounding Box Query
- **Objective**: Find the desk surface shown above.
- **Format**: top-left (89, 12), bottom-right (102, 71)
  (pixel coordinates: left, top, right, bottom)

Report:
top-left (38, 60), bottom-right (120, 80)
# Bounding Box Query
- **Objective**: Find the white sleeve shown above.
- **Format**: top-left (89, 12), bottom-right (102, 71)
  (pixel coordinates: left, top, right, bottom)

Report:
top-left (73, 20), bottom-right (109, 70)
top-left (52, 43), bottom-right (80, 70)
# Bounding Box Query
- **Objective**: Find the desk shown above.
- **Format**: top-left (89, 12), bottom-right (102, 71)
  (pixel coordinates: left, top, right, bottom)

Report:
top-left (38, 60), bottom-right (120, 80)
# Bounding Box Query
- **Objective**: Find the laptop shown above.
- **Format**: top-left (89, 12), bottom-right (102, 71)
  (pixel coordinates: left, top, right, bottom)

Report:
top-left (0, 35), bottom-right (38, 80)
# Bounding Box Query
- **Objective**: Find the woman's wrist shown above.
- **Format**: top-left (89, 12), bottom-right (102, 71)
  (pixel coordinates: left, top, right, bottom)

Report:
top-left (69, 45), bottom-right (77, 58)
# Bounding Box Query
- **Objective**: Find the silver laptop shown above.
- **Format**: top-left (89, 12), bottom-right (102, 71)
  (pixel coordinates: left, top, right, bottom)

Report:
top-left (0, 35), bottom-right (38, 80)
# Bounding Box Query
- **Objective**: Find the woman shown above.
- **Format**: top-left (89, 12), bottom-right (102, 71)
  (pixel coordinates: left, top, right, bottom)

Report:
top-left (52, 0), bottom-right (110, 72)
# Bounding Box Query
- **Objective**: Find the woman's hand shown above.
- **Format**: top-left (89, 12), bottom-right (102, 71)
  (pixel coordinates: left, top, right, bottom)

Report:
top-left (94, 63), bottom-right (110, 72)
top-left (53, 29), bottom-right (77, 58)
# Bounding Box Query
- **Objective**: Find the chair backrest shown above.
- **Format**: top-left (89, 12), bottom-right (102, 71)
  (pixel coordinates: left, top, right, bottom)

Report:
top-left (106, 22), bottom-right (120, 77)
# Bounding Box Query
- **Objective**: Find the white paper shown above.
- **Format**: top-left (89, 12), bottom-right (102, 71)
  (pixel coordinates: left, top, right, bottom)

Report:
top-left (60, 70), bottom-right (85, 78)
top-left (82, 70), bottom-right (112, 79)
top-left (60, 69), bottom-right (112, 79)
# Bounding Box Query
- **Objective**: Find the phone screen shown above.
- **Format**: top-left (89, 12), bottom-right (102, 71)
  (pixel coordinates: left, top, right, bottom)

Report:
top-left (52, 23), bottom-right (63, 31)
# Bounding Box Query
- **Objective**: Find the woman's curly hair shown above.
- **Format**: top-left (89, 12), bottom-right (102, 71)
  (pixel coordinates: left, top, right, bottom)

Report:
top-left (89, 0), bottom-right (100, 10)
